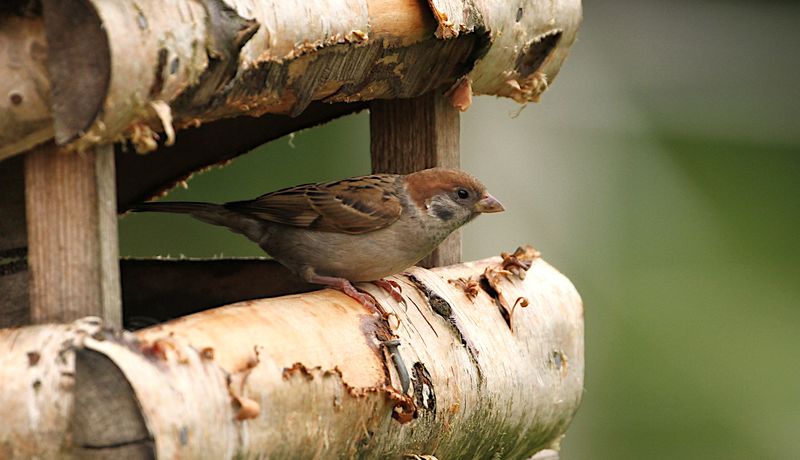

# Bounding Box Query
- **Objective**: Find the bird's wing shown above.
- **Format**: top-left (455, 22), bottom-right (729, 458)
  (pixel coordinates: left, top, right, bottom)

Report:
top-left (224, 174), bottom-right (403, 234)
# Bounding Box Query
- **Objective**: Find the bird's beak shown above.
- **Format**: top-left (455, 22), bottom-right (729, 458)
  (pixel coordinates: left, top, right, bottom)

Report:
top-left (474, 193), bottom-right (505, 213)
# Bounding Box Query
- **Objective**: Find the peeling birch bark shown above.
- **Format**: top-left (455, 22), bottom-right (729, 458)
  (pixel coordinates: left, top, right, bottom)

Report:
top-left (467, 0), bottom-right (582, 102)
top-left (0, 0), bottom-right (581, 158)
top-left (0, 249), bottom-right (583, 459)
top-left (0, 317), bottom-right (104, 459)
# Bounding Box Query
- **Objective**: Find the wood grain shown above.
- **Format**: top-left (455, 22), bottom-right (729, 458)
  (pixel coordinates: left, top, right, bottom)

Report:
top-left (370, 91), bottom-right (461, 267)
top-left (24, 143), bottom-right (120, 326)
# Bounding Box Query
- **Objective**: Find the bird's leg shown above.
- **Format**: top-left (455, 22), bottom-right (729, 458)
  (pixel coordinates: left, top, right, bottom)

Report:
top-left (303, 270), bottom-right (380, 312)
top-left (373, 278), bottom-right (404, 303)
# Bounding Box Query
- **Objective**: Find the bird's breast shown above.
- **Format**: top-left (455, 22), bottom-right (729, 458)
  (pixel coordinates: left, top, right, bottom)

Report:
top-left (260, 217), bottom-right (441, 282)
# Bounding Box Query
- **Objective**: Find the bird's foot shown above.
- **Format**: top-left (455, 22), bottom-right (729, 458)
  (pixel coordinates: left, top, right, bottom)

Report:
top-left (305, 272), bottom-right (382, 313)
top-left (337, 280), bottom-right (381, 311)
top-left (373, 278), bottom-right (404, 303)
top-left (342, 285), bottom-right (399, 328)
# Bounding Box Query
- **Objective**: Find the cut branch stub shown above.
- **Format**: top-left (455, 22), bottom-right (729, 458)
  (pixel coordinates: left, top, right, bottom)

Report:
top-left (467, 0), bottom-right (582, 102)
top-left (0, 0), bottom-right (581, 157)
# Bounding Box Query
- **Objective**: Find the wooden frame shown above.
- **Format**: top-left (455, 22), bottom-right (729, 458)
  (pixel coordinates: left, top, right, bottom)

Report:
top-left (24, 143), bottom-right (121, 327)
top-left (0, 1), bottom-right (583, 458)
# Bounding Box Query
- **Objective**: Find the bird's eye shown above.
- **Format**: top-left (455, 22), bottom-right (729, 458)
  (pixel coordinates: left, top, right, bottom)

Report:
top-left (457, 188), bottom-right (470, 199)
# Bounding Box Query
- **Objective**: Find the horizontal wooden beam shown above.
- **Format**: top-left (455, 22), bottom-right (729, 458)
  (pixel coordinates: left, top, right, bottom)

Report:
top-left (120, 258), bottom-right (315, 329)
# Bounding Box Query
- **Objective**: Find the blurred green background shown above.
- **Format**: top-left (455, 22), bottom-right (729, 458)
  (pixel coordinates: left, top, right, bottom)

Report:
top-left (120, 0), bottom-right (800, 458)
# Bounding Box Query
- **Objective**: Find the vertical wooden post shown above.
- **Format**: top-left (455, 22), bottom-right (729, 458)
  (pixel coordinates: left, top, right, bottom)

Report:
top-left (369, 91), bottom-right (461, 267)
top-left (24, 143), bottom-right (121, 327)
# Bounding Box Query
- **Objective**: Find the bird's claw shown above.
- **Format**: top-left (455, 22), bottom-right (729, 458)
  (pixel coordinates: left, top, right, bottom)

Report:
top-left (305, 272), bottom-right (399, 325)
top-left (339, 282), bottom-right (380, 310)
top-left (373, 278), bottom-right (404, 303)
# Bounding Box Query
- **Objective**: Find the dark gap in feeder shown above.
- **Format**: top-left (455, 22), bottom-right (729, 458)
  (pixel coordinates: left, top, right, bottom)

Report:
top-left (149, 48), bottom-right (168, 98)
top-left (479, 275), bottom-right (511, 329)
top-left (516, 31), bottom-right (562, 77)
top-left (121, 258), bottom-right (315, 329)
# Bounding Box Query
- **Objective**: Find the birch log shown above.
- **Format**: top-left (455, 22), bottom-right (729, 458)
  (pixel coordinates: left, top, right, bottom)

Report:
top-left (0, 0), bottom-right (581, 158)
top-left (0, 248), bottom-right (584, 459)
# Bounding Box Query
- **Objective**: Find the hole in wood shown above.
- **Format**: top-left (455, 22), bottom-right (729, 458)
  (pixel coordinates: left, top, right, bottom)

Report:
top-left (516, 31), bottom-right (563, 77)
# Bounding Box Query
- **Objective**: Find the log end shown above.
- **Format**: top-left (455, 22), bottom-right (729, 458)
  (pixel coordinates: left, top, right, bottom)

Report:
top-left (72, 349), bottom-right (155, 457)
top-left (41, 0), bottom-right (110, 144)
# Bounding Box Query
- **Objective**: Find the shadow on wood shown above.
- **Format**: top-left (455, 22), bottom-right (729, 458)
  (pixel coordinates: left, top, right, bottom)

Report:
top-left (121, 258), bottom-right (315, 329)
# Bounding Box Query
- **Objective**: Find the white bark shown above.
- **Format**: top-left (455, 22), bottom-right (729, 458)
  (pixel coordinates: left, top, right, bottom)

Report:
top-left (0, 0), bottom-right (582, 157)
top-left (0, 252), bottom-right (583, 459)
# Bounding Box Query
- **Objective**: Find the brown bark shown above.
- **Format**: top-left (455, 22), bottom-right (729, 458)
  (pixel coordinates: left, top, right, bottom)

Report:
top-left (0, 250), bottom-right (584, 459)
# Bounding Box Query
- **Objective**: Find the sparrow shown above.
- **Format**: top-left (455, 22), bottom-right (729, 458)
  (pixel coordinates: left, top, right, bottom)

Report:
top-left (130, 168), bottom-right (504, 309)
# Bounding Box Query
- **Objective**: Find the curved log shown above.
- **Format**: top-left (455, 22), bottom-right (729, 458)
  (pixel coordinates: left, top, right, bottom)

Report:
top-left (0, 0), bottom-right (581, 157)
top-left (0, 249), bottom-right (584, 459)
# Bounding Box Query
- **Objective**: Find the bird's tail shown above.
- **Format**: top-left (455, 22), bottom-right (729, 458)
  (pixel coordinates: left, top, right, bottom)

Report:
top-left (129, 201), bottom-right (264, 242)
top-left (129, 201), bottom-right (222, 215)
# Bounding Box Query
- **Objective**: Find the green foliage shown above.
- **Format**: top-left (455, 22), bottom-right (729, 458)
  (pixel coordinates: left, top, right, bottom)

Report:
top-left (120, 114), bottom-right (370, 258)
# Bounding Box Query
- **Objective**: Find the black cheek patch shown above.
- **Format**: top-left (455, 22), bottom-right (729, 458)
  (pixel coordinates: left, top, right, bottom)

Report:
top-left (431, 203), bottom-right (454, 221)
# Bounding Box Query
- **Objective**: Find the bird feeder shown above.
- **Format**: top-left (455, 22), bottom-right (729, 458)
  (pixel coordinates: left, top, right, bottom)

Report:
top-left (0, 0), bottom-right (584, 458)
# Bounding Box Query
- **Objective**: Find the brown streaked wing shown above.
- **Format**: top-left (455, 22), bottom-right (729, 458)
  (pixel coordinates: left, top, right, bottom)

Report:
top-left (223, 183), bottom-right (320, 227)
top-left (224, 175), bottom-right (403, 234)
top-left (307, 175), bottom-right (403, 234)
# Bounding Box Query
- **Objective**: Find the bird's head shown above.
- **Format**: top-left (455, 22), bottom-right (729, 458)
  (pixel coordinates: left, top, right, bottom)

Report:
top-left (405, 168), bottom-right (504, 230)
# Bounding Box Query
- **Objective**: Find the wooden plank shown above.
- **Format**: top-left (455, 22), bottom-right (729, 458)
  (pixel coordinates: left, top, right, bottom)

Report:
top-left (369, 91), bottom-right (461, 267)
top-left (120, 258), bottom-right (314, 329)
top-left (0, 155), bottom-right (30, 327)
top-left (24, 143), bottom-right (121, 326)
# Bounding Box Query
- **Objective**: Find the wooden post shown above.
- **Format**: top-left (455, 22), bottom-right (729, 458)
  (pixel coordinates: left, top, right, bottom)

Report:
top-left (370, 91), bottom-right (461, 267)
top-left (24, 143), bottom-right (121, 327)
